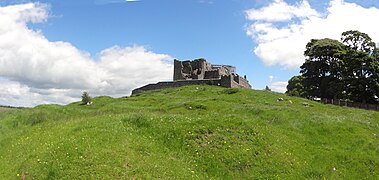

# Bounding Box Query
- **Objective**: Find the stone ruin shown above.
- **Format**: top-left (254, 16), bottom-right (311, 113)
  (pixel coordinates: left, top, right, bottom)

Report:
top-left (132, 58), bottom-right (251, 94)
top-left (174, 59), bottom-right (235, 81)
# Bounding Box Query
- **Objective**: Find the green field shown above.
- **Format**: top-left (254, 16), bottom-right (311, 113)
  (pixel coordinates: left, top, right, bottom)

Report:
top-left (0, 107), bottom-right (14, 113)
top-left (0, 85), bottom-right (378, 179)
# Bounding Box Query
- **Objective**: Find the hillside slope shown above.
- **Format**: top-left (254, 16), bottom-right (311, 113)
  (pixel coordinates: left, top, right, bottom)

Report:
top-left (0, 85), bottom-right (378, 179)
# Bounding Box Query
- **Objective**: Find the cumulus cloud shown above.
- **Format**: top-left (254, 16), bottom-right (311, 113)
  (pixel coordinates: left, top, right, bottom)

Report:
top-left (268, 75), bottom-right (287, 93)
top-left (246, 0), bottom-right (319, 22)
top-left (0, 78), bottom-right (80, 107)
top-left (246, 0), bottom-right (379, 68)
top-left (0, 3), bottom-right (173, 107)
top-left (270, 81), bottom-right (287, 93)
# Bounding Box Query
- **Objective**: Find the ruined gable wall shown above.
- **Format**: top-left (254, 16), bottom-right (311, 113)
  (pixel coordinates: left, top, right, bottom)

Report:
top-left (173, 60), bottom-right (184, 81)
top-left (173, 59), bottom-right (212, 81)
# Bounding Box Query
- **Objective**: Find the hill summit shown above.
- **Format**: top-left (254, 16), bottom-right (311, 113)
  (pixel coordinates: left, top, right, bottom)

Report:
top-left (0, 85), bottom-right (378, 179)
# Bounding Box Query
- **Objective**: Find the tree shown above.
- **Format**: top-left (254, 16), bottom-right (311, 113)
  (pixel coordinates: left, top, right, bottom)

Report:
top-left (300, 38), bottom-right (346, 99)
top-left (341, 30), bottom-right (376, 53)
top-left (265, 86), bottom-right (271, 91)
top-left (286, 75), bottom-right (306, 97)
top-left (288, 30), bottom-right (379, 104)
top-left (81, 92), bottom-right (92, 105)
top-left (341, 30), bottom-right (378, 103)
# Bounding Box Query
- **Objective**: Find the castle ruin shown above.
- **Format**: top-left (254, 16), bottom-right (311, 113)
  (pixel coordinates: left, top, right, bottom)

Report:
top-left (132, 58), bottom-right (251, 94)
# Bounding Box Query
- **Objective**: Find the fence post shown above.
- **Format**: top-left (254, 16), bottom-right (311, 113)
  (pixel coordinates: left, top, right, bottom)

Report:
top-left (319, 98), bottom-right (378, 111)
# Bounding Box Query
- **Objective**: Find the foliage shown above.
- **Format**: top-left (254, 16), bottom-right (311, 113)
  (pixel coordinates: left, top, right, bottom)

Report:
top-left (286, 75), bottom-right (306, 97)
top-left (0, 85), bottom-right (378, 179)
top-left (300, 38), bottom-right (346, 99)
top-left (341, 30), bottom-right (378, 103)
top-left (81, 91), bottom-right (92, 105)
top-left (264, 86), bottom-right (271, 91)
top-left (290, 30), bottom-right (379, 103)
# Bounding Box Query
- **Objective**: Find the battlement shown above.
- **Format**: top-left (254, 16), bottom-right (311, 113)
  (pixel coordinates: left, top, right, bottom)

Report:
top-left (132, 58), bottom-right (251, 94)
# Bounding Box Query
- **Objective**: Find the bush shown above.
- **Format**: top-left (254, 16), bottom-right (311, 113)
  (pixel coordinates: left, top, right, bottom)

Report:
top-left (81, 92), bottom-right (92, 105)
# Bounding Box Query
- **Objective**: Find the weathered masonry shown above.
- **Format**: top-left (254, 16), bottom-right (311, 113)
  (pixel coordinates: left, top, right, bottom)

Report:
top-left (132, 58), bottom-right (251, 94)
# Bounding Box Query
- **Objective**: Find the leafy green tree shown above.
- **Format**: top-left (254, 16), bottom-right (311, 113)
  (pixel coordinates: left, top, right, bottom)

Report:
top-left (300, 38), bottom-right (346, 99)
top-left (372, 48), bottom-right (379, 101)
top-left (341, 30), bottom-right (378, 103)
top-left (286, 31), bottom-right (379, 103)
top-left (81, 92), bottom-right (92, 105)
top-left (265, 86), bottom-right (271, 91)
top-left (289, 30), bottom-right (379, 104)
top-left (286, 75), bottom-right (306, 97)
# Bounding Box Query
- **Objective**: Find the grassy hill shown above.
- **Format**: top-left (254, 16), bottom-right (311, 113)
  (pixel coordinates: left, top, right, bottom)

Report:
top-left (0, 85), bottom-right (378, 179)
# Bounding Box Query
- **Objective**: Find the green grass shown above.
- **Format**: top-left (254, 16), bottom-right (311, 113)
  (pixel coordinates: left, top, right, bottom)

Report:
top-left (0, 85), bottom-right (378, 179)
top-left (0, 107), bottom-right (14, 113)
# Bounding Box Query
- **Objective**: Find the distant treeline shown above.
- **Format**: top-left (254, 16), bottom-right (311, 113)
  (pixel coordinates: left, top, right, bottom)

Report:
top-left (0, 105), bottom-right (26, 109)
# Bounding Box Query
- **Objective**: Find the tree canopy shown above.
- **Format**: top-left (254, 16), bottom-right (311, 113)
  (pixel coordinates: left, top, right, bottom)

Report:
top-left (286, 30), bottom-right (379, 104)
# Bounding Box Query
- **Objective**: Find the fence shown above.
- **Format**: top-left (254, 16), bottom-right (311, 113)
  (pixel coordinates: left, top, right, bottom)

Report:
top-left (320, 98), bottom-right (379, 111)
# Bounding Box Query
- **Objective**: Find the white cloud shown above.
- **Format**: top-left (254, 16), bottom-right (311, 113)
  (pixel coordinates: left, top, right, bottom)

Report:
top-left (0, 78), bottom-right (79, 107)
top-left (0, 3), bottom-right (173, 107)
top-left (267, 75), bottom-right (287, 93)
top-left (270, 81), bottom-right (288, 93)
top-left (246, 0), bottom-right (379, 68)
top-left (246, 0), bottom-right (319, 22)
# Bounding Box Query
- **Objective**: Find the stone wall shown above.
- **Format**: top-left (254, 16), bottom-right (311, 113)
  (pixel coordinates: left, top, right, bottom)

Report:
top-left (230, 75), bottom-right (251, 89)
top-left (236, 76), bottom-right (251, 89)
top-left (204, 70), bottom-right (220, 79)
top-left (173, 59), bottom-right (212, 81)
top-left (132, 74), bottom-right (251, 95)
top-left (132, 59), bottom-right (252, 95)
top-left (132, 79), bottom-right (224, 94)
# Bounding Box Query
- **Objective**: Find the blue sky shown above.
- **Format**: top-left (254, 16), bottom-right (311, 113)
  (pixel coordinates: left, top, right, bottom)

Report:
top-left (0, 0), bottom-right (378, 106)
top-left (34, 0), bottom-right (267, 85)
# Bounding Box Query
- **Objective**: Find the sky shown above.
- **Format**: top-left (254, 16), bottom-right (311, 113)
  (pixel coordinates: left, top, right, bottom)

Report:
top-left (0, 0), bottom-right (379, 107)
